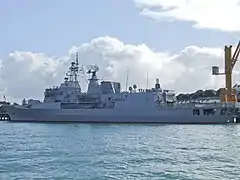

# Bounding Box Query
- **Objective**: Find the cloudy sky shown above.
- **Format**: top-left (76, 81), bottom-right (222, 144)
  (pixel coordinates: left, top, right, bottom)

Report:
top-left (1, 0), bottom-right (240, 103)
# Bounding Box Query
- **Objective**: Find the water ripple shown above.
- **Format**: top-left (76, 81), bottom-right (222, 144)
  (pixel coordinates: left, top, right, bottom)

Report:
top-left (1, 123), bottom-right (240, 179)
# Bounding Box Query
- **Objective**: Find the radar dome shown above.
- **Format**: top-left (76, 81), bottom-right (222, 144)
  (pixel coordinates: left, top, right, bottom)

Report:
top-left (155, 78), bottom-right (161, 89)
top-left (129, 86), bottom-right (133, 91)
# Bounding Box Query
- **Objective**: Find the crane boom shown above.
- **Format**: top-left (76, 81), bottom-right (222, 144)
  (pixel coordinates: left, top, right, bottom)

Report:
top-left (212, 40), bottom-right (240, 103)
top-left (231, 40), bottom-right (240, 68)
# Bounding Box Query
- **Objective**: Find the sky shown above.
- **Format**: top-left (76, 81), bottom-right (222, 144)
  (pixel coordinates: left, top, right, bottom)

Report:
top-left (1, 0), bottom-right (240, 103)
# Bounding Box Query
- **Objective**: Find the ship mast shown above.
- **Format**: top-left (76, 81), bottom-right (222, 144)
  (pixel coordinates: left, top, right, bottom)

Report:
top-left (66, 52), bottom-right (80, 83)
top-left (74, 52), bottom-right (79, 82)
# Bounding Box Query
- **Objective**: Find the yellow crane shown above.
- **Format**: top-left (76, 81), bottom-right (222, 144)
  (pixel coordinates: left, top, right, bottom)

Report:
top-left (212, 41), bottom-right (240, 103)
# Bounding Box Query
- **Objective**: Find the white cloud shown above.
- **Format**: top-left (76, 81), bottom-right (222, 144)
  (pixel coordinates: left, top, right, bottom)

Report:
top-left (0, 36), bottom-right (236, 103)
top-left (134, 0), bottom-right (240, 32)
top-left (0, 52), bottom-right (69, 103)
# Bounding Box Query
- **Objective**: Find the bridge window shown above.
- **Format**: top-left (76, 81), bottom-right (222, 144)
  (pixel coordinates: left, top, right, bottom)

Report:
top-left (193, 109), bottom-right (200, 115)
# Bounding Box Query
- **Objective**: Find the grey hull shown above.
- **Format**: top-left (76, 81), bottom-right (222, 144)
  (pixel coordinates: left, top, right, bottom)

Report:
top-left (2, 105), bottom-right (237, 124)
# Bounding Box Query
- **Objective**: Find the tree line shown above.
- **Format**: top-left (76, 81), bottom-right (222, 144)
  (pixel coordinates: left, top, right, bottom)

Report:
top-left (176, 89), bottom-right (221, 101)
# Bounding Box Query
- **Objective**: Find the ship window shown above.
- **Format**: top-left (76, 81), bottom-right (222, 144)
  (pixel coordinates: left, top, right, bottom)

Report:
top-left (235, 108), bottom-right (240, 115)
top-left (203, 109), bottom-right (216, 115)
top-left (203, 109), bottom-right (207, 115)
top-left (221, 108), bottom-right (227, 115)
top-left (229, 108), bottom-right (235, 115)
top-left (193, 109), bottom-right (200, 115)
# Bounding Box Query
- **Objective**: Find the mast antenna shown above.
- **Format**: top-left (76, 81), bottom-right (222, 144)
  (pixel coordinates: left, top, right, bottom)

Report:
top-left (76, 52), bottom-right (79, 67)
top-left (73, 52), bottom-right (79, 82)
top-left (125, 68), bottom-right (129, 92)
top-left (146, 71), bottom-right (149, 89)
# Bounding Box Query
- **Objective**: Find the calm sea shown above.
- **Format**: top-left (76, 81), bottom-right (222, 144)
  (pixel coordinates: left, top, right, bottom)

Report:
top-left (0, 122), bottom-right (240, 180)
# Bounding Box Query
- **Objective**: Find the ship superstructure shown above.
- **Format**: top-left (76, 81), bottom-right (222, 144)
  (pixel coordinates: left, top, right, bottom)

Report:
top-left (43, 52), bottom-right (81, 104)
top-left (23, 52), bottom-right (177, 110)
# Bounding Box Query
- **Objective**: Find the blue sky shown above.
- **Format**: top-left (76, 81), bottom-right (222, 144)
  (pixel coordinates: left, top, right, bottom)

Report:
top-left (0, 0), bottom-right (239, 58)
top-left (1, 0), bottom-right (240, 102)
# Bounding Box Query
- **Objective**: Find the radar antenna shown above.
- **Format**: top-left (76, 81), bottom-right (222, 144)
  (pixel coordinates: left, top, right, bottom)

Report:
top-left (86, 64), bottom-right (99, 80)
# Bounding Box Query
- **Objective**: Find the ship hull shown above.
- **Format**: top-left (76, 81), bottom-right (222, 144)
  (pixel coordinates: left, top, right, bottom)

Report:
top-left (2, 105), bottom-right (237, 124)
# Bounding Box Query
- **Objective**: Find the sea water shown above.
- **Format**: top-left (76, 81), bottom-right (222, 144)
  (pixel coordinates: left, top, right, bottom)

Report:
top-left (0, 122), bottom-right (240, 180)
